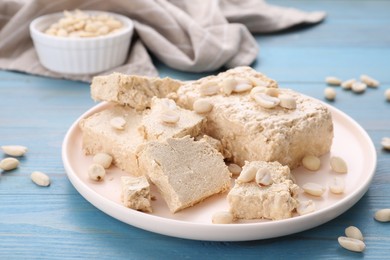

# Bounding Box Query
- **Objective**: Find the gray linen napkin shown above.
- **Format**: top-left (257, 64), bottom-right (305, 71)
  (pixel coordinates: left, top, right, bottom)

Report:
top-left (0, 0), bottom-right (325, 82)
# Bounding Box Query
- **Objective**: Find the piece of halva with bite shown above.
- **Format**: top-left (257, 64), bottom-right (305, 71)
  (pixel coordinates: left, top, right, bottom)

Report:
top-left (137, 136), bottom-right (231, 213)
top-left (138, 97), bottom-right (205, 141)
top-left (91, 73), bottom-right (182, 110)
top-left (228, 161), bottom-right (299, 220)
top-left (175, 66), bottom-right (333, 169)
top-left (79, 104), bottom-right (145, 175)
top-left (121, 175), bottom-right (152, 213)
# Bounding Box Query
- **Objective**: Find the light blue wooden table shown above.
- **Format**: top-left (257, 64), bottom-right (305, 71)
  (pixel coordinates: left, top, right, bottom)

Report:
top-left (1, 0), bottom-right (390, 259)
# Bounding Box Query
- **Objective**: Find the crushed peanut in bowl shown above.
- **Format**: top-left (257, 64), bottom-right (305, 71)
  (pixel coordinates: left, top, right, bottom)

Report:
top-left (30, 10), bottom-right (134, 74)
top-left (44, 10), bottom-right (124, 38)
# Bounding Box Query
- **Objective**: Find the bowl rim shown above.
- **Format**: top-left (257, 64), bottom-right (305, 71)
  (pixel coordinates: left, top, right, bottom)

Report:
top-left (29, 10), bottom-right (134, 42)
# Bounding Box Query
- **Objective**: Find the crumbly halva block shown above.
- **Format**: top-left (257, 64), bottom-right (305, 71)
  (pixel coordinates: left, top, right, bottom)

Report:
top-left (137, 136), bottom-right (231, 213)
top-left (121, 175), bottom-right (152, 213)
top-left (138, 97), bottom-right (205, 141)
top-left (79, 99), bottom-right (206, 175)
top-left (228, 161), bottom-right (299, 220)
top-left (79, 104), bottom-right (145, 175)
top-left (91, 73), bottom-right (182, 110)
top-left (175, 67), bottom-right (333, 169)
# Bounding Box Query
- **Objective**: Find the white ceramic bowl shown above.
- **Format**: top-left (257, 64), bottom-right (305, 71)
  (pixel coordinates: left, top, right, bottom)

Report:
top-left (30, 11), bottom-right (134, 75)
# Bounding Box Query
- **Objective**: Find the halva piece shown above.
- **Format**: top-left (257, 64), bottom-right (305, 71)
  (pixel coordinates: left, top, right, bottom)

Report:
top-left (175, 67), bottom-right (333, 169)
top-left (79, 104), bottom-right (145, 175)
top-left (228, 161), bottom-right (299, 220)
top-left (121, 175), bottom-right (152, 213)
top-left (138, 97), bottom-right (205, 141)
top-left (137, 136), bottom-right (231, 213)
top-left (91, 73), bottom-right (182, 110)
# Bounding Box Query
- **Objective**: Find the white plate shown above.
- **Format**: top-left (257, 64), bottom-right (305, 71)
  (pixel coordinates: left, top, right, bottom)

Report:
top-left (62, 101), bottom-right (376, 241)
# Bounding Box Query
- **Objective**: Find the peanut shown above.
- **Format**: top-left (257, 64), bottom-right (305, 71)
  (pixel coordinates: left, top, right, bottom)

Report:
top-left (1, 145), bottom-right (28, 157)
top-left (0, 158), bottom-right (19, 171)
top-left (31, 171), bottom-right (51, 187)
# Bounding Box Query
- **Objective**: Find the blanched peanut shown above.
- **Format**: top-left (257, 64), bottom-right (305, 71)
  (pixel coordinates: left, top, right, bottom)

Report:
top-left (199, 81), bottom-right (220, 96)
top-left (193, 99), bottom-right (213, 114)
top-left (325, 76), bottom-right (342, 86)
top-left (161, 98), bottom-right (177, 110)
top-left (255, 168), bottom-right (273, 186)
top-left (360, 74), bottom-right (379, 87)
top-left (338, 236), bottom-right (366, 252)
top-left (93, 153), bottom-right (113, 169)
top-left (329, 177), bottom-right (345, 194)
top-left (345, 226), bottom-right (364, 241)
top-left (44, 10), bottom-right (123, 38)
top-left (302, 155), bottom-right (321, 171)
top-left (278, 94), bottom-right (296, 109)
top-left (381, 137), bottom-right (390, 150)
top-left (341, 79), bottom-right (356, 90)
top-left (237, 165), bottom-right (257, 183)
top-left (374, 208), bottom-right (390, 222)
top-left (249, 77), bottom-right (269, 87)
top-left (351, 82), bottom-right (367, 93)
top-left (324, 87), bottom-right (336, 100)
top-left (220, 77), bottom-right (236, 95)
top-left (1, 145), bottom-right (28, 157)
top-left (330, 156), bottom-right (348, 173)
top-left (302, 182), bottom-right (325, 197)
top-left (110, 116), bottom-right (126, 130)
top-left (88, 163), bottom-right (106, 181)
top-left (385, 89), bottom-right (390, 101)
top-left (253, 93), bottom-right (280, 108)
top-left (265, 88), bottom-right (279, 97)
top-left (212, 211), bottom-right (234, 224)
top-left (233, 83), bottom-right (252, 93)
top-left (250, 86), bottom-right (266, 97)
top-left (160, 110), bottom-right (180, 124)
top-left (31, 171), bottom-right (51, 187)
top-left (297, 200), bottom-right (316, 215)
top-left (0, 158), bottom-right (19, 171)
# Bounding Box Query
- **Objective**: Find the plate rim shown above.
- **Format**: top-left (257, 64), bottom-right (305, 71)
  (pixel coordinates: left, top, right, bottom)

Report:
top-left (62, 100), bottom-right (377, 241)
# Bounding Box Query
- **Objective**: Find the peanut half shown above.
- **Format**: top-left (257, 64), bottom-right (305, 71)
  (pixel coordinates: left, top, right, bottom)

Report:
top-left (255, 167), bottom-right (273, 186)
top-left (325, 76), bottom-right (342, 86)
top-left (0, 158), bottom-right (19, 171)
top-left (302, 182), bottom-right (326, 197)
top-left (160, 110), bottom-right (180, 124)
top-left (381, 137), bottom-right (390, 150)
top-left (31, 171), bottom-right (51, 187)
top-left (351, 82), bottom-right (367, 93)
top-left (297, 200), bottom-right (316, 215)
top-left (302, 155), bottom-right (321, 171)
top-left (1, 145), bottom-right (28, 157)
top-left (237, 165), bottom-right (257, 183)
top-left (212, 211), bottom-right (234, 224)
top-left (253, 93), bottom-right (280, 108)
top-left (193, 99), bottom-right (213, 114)
top-left (360, 74), bottom-right (379, 88)
top-left (338, 236), bottom-right (366, 253)
top-left (345, 226), bottom-right (364, 241)
top-left (330, 156), bottom-right (348, 173)
top-left (374, 208), bottom-right (390, 222)
top-left (329, 177), bottom-right (345, 194)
